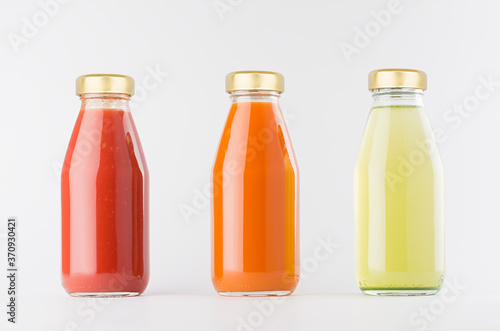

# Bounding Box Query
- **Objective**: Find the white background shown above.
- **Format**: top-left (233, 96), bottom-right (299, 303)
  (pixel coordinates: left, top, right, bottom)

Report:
top-left (1, 0), bottom-right (499, 330)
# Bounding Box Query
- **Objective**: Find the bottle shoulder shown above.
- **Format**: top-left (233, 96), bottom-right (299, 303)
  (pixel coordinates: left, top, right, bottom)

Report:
top-left (356, 105), bottom-right (442, 168)
top-left (62, 108), bottom-right (148, 175)
top-left (213, 102), bottom-right (298, 172)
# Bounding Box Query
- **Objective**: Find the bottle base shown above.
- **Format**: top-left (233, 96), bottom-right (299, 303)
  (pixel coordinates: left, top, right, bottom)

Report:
top-left (360, 288), bottom-right (440, 296)
top-left (218, 290), bottom-right (292, 297)
top-left (68, 292), bottom-right (140, 298)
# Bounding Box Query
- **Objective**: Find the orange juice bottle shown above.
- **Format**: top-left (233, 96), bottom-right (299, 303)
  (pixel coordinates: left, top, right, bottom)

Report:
top-left (212, 71), bottom-right (300, 296)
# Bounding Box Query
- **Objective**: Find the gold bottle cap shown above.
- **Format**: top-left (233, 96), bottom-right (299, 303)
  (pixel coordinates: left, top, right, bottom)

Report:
top-left (368, 69), bottom-right (427, 91)
top-left (76, 74), bottom-right (135, 96)
top-left (225, 71), bottom-right (284, 93)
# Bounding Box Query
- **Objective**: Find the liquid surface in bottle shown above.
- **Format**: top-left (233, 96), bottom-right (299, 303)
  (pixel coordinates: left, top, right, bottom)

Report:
top-left (354, 105), bottom-right (444, 292)
top-left (212, 101), bottom-right (299, 295)
top-left (62, 108), bottom-right (149, 295)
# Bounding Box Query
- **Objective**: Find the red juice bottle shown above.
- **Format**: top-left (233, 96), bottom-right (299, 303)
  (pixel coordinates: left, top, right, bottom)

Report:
top-left (61, 74), bottom-right (149, 297)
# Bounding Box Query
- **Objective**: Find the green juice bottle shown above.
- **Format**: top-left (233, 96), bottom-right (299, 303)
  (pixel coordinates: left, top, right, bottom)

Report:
top-left (354, 69), bottom-right (444, 296)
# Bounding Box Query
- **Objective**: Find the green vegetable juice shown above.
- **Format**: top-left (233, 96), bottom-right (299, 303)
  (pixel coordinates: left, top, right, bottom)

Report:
top-left (354, 105), bottom-right (444, 295)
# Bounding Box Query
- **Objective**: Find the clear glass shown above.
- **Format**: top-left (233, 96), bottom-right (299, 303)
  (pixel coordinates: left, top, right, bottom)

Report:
top-left (354, 88), bottom-right (445, 296)
top-left (61, 93), bottom-right (149, 297)
top-left (212, 90), bottom-right (300, 297)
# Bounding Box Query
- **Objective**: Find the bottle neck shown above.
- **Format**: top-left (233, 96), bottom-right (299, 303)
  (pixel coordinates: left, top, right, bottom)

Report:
top-left (229, 90), bottom-right (281, 103)
top-left (80, 93), bottom-right (131, 111)
top-left (371, 88), bottom-right (424, 107)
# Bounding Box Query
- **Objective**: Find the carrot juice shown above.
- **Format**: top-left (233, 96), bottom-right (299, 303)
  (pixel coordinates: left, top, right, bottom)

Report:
top-left (212, 71), bottom-right (299, 296)
top-left (62, 75), bottom-right (149, 297)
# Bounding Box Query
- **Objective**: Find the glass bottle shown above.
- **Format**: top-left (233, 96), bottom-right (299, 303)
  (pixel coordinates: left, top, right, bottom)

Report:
top-left (212, 71), bottom-right (300, 296)
top-left (354, 69), bottom-right (444, 296)
top-left (61, 74), bottom-right (149, 297)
